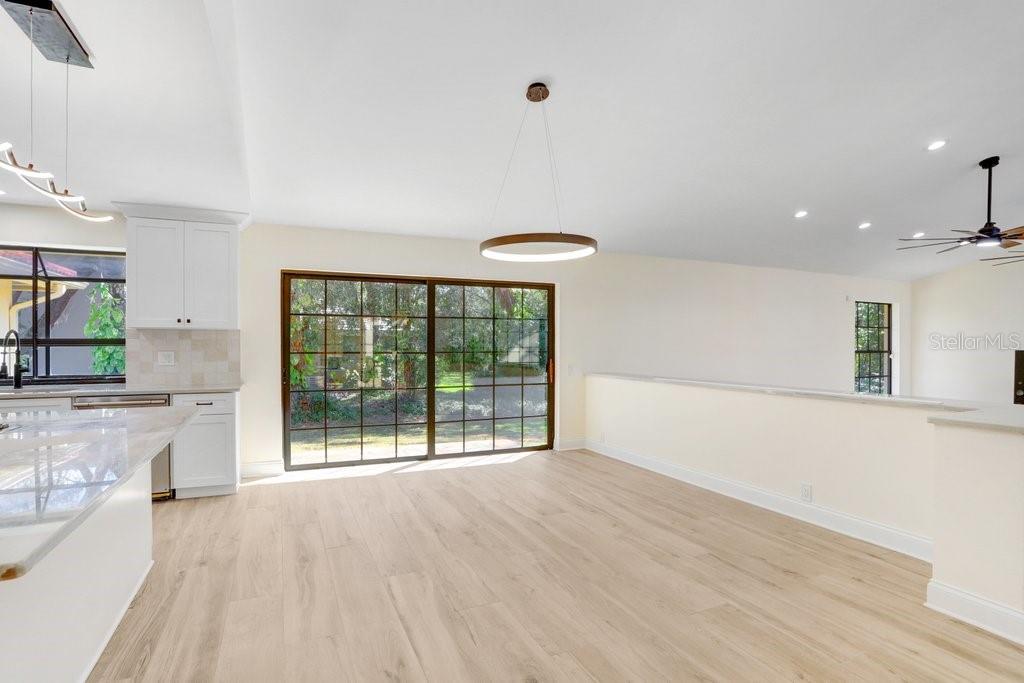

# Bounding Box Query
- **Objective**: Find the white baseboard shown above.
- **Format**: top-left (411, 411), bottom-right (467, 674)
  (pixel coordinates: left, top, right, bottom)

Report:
top-left (175, 483), bottom-right (239, 498)
top-left (80, 559), bottom-right (153, 683)
top-left (241, 460), bottom-right (285, 478)
top-left (927, 580), bottom-right (1024, 645)
top-left (555, 437), bottom-right (586, 451)
top-left (584, 439), bottom-right (933, 562)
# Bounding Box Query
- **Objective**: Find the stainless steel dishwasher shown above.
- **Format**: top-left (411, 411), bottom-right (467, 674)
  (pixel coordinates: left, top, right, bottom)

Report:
top-left (72, 394), bottom-right (173, 500)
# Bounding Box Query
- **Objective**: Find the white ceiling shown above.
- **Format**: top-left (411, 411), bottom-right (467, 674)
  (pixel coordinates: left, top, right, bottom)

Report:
top-left (0, 1), bottom-right (250, 214)
top-left (2, 0), bottom-right (1023, 281)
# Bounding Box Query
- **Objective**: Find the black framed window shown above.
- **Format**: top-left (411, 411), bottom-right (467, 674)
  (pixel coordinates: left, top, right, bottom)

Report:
top-left (0, 246), bottom-right (126, 383)
top-left (281, 272), bottom-right (554, 470)
top-left (855, 301), bottom-right (891, 395)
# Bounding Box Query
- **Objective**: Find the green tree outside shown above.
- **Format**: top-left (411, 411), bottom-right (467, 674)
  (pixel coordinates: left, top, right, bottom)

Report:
top-left (84, 282), bottom-right (126, 375)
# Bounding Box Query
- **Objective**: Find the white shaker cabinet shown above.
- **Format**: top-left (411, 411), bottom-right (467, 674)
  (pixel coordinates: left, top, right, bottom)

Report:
top-left (126, 216), bottom-right (238, 329)
top-left (126, 217), bottom-right (184, 328)
top-left (172, 392), bottom-right (238, 498)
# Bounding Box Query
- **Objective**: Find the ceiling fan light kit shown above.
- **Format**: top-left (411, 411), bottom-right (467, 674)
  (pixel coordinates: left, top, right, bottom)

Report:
top-left (898, 155), bottom-right (1023, 264)
top-left (479, 82), bottom-right (598, 262)
top-left (0, 3), bottom-right (112, 222)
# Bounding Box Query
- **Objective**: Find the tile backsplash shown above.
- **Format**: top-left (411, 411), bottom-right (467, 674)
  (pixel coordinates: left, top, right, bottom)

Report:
top-left (126, 328), bottom-right (240, 388)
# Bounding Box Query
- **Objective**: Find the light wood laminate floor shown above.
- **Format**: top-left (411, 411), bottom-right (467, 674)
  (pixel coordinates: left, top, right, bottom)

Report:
top-left (90, 449), bottom-right (1024, 681)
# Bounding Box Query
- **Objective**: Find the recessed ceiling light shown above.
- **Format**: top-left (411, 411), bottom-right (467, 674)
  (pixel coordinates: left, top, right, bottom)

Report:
top-left (858, 222), bottom-right (871, 230)
top-left (794, 210), bottom-right (808, 219)
top-left (913, 231), bottom-right (925, 238)
top-left (927, 140), bottom-right (947, 151)
top-left (0, 189), bottom-right (5, 196)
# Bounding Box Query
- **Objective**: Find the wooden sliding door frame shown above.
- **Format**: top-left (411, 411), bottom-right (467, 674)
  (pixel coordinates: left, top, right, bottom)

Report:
top-left (280, 269), bottom-right (555, 471)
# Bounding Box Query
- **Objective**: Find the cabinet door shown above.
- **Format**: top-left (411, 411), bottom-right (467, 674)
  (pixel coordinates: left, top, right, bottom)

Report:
top-left (171, 413), bottom-right (236, 488)
top-left (184, 222), bottom-right (238, 329)
top-left (127, 218), bottom-right (185, 328)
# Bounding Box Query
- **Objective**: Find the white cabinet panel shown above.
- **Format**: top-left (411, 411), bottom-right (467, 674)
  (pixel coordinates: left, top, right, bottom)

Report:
top-left (126, 216), bottom-right (238, 330)
top-left (172, 413), bottom-right (236, 489)
top-left (173, 392), bottom-right (236, 415)
top-left (126, 218), bottom-right (184, 328)
top-left (184, 223), bottom-right (238, 330)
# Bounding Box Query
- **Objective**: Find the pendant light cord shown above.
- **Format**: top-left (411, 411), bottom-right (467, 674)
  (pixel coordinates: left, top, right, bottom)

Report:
top-left (541, 100), bottom-right (565, 233)
top-left (28, 9), bottom-right (34, 162)
top-left (488, 103), bottom-right (529, 230)
top-left (65, 58), bottom-right (70, 190)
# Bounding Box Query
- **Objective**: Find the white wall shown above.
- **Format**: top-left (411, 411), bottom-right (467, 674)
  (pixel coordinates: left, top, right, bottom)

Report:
top-left (571, 252), bottom-right (912, 395)
top-left (586, 374), bottom-right (936, 556)
top-left (0, 203), bottom-right (125, 250)
top-left (239, 222), bottom-right (911, 467)
top-left (912, 260), bottom-right (1024, 403)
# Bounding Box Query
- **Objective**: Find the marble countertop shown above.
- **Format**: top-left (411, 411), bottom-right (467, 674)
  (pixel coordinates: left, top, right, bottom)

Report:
top-left (588, 372), bottom-right (1024, 433)
top-left (0, 384), bottom-right (241, 400)
top-left (0, 406), bottom-right (198, 580)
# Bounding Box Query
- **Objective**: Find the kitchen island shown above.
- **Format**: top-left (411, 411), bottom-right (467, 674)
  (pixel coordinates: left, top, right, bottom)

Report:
top-left (0, 406), bottom-right (197, 682)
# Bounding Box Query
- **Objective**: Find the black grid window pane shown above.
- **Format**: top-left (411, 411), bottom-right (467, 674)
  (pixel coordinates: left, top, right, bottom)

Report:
top-left (0, 246), bottom-right (126, 383)
top-left (284, 274), bottom-right (553, 470)
top-left (287, 277), bottom-right (430, 466)
top-left (854, 301), bottom-right (892, 395)
top-left (426, 283), bottom-right (550, 456)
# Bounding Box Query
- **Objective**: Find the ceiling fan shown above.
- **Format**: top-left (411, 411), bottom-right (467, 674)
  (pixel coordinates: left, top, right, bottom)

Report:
top-left (898, 156), bottom-right (1023, 257)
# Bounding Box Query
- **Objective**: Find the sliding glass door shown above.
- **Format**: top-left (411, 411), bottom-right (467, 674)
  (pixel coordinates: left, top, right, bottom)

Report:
top-left (282, 272), bottom-right (554, 470)
top-left (433, 282), bottom-right (550, 456)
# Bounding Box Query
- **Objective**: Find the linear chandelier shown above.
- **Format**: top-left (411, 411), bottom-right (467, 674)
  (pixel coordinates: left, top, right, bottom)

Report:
top-left (480, 82), bottom-right (597, 262)
top-left (0, 4), bottom-right (112, 222)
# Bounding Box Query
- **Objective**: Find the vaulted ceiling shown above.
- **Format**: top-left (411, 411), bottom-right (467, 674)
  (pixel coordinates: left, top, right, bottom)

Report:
top-left (1, 0), bottom-right (1023, 280)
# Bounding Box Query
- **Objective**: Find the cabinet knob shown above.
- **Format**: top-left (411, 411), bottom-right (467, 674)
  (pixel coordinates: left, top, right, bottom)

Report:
top-left (177, 318), bottom-right (182, 323)
top-left (186, 318), bottom-right (191, 323)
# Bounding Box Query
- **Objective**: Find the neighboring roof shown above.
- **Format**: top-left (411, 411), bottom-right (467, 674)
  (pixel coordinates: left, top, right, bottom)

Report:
top-left (0, 250), bottom-right (78, 278)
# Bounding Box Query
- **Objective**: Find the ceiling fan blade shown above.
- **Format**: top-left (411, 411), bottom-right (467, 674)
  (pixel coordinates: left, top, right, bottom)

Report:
top-left (936, 244), bottom-right (963, 254)
top-left (980, 253), bottom-right (1024, 261)
top-left (992, 258), bottom-right (1024, 267)
top-left (1000, 240), bottom-right (1022, 249)
top-left (897, 241), bottom-right (961, 250)
top-left (1001, 226), bottom-right (1024, 237)
top-left (898, 237), bottom-right (965, 241)
top-left (951, 230), bottom-right (979, 235)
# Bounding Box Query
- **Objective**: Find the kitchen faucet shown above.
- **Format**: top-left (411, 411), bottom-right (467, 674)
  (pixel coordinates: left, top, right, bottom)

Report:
top-left (1, 329), bottom-right (24, 389)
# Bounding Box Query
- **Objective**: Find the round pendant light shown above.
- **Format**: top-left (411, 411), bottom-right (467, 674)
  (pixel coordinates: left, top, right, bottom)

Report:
top-left (480, 82), bottom-right (597, 262)
top-left (480, 232), bottom-right (597, 262)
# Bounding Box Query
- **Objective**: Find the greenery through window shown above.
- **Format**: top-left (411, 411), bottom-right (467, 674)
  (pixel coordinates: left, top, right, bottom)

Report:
top-left (854, 301), bottom-right (891, 395)
top-left (0, 246), bottom-right (126, 382)
top-left (283, 273), bottom-right (553, 470)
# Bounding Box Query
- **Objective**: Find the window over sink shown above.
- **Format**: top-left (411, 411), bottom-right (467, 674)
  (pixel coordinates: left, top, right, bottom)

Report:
top-left (0, 245), bottom-right (126, 383)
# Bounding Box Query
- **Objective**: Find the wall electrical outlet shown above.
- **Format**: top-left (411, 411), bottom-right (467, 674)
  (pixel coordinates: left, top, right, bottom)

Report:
top-left (800, 483), bottom-right (813, 503)
top-left (157, 351), bottom-right (176, 366)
